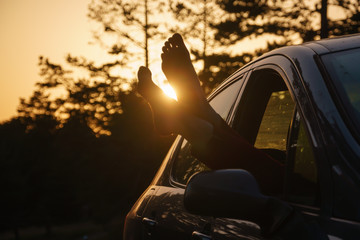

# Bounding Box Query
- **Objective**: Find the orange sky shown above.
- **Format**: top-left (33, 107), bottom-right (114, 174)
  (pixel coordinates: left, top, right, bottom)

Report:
top-left (0, 0), bottom-right (345, 122)
top-left (0, 0), bottom-right (111, 122)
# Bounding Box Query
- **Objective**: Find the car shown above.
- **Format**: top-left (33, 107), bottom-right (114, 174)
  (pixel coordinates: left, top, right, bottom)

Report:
top-left (124, 34), bottom-right (360, 240)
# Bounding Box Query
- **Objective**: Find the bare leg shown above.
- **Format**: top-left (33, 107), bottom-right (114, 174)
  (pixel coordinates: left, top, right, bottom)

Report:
top-left (137, 66), bottom-right (179, 135)
top-left (160, 34), bottom-right (284, 194)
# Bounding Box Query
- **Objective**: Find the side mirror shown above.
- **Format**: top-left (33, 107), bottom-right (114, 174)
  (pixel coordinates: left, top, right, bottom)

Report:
top-left (184, 169), bottom-right (293, 236)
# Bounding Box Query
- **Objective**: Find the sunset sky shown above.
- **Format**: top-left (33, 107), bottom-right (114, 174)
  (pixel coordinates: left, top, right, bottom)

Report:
top-left (0, 0), bottom-right (345, 122)
top-left (0, 0), bottom-right (111, 122)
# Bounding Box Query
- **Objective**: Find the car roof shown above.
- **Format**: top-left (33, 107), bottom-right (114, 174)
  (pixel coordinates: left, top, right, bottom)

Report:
top-left (267, 33), bottom-right (360, 57)
top-left (304, 33), bottom-right (360, 53)
top-left (224, 34), bottom-right (360, 88)
top-left (239, 33), bottom-right (360, 70)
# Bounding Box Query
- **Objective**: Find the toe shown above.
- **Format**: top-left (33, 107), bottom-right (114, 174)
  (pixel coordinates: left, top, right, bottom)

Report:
top-left (171, 33), bottom-right (185, 47)
top-left (162, 46), bottom-right (169, 54)
top-left (138, 66), bottom-right (148, 73)
top-left (165, 41), bottom-right (171, 49)
top-left (137, 66), bottom-right (151, 81)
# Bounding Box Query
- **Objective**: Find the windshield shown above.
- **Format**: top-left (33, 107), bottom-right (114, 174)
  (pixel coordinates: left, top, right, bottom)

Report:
top-left (321, 48), bottom-right (360, 137)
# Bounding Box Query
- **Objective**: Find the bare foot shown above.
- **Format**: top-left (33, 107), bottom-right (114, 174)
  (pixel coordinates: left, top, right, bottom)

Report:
top-left (161, 34), bottom-right (207, 107)
top-left (137, 66), bottom-right (179, 135)
top-left (161, 33), bottom-right (219, 124)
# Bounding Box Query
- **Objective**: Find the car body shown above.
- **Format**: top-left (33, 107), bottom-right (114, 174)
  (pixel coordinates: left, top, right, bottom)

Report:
top-left (124, 34), bottom-right (360, 239)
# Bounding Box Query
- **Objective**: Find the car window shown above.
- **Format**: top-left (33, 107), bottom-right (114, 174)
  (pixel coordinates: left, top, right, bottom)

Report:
top-left (285, 111), bottom-right (318, 206)
top-left (233, 68), bottom-right (319, 203)
top-left (233, 69), bottom-right (294, 161)
top-left (171, 139), bottom-right (209, 185)
top-left (255, 90), bottom-right (294, 152)
top-left (208, 79), bottom-right (243, 120)
top-left (322, 48), bottom-right (360, 137)
top-left (171, 78), bottom-right (243, 185)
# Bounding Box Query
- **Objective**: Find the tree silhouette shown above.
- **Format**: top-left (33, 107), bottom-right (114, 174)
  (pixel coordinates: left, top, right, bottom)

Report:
top-left (88, 0), bottom-right (171, 68)
top-left (1, 2), bottom-right (175, 235)
top-left (17, 55), bottom-right (131, 135)
top-left (165, 0), bottom-right (307, 91)
top-left (0, 118), bottom-right (29, 238)
top-left (167, 0), bottom-right (229, 93)
top-left (213, 0), bottom-right (360, 44)
top-left (327, 0), bottom-right (360, 37)
top-left (194, 0), bottom-right (360, 90)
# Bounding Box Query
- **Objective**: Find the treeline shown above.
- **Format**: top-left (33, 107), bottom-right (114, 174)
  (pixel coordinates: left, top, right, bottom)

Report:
top-left (0, 90), bottom-right (173, 237)
top-left (1, 0), bottom-right (359, 239)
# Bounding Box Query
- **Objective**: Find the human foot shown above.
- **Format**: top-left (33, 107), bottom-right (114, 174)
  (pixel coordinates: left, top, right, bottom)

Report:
top-left (161, 34), bottom-right (207, 108)
top-left (137, 66), bottom-right (180, 135)
top-left (161, 33), bottom-right (218, 123)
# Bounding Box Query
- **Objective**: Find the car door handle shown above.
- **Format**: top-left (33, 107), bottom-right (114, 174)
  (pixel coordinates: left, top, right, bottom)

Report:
top-left (192, 231), bottom-right (212, 240)
top-left (142, 217), bottom-right (157, 227)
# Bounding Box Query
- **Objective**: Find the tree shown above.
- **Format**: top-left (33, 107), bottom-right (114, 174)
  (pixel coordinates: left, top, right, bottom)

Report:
top-left (166, 0), bottom-right (318, 92)
top-left (88, 0), bottom-right (171, 68)
top-left (327, 0), bottom-right (360, 37)
top-left (85, 0), bottom-right (359, 95)
top-left (321, 0), bottom-right (329, 38)
top-left (167, 0), bottom-right (228, 93)
top-left (4, 1), bottom-right (175, 234)
top-left (190, 0), bottom-right (360, 90)
top-left (167, 0), bottom-right (309, 91)
top-left (0, 118), bottom-right (29, 239)
top-left (213, 0), bottom-right (359, 44)
top-left (18, 55), bottom-right (131, 135)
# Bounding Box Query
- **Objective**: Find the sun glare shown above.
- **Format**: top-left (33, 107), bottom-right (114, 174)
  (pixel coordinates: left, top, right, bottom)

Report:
top-left (149, 65), bottom-right (178, 101)
top-left (160, 83), bottom-right (178, 100)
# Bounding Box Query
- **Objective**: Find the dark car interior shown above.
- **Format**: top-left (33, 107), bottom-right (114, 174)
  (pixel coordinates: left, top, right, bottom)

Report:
top-left (233, 69), bottom-right (291, 163)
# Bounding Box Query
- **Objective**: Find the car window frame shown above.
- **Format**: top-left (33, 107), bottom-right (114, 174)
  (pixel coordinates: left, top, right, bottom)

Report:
top-left (284, 108), bottom-right (320, 209)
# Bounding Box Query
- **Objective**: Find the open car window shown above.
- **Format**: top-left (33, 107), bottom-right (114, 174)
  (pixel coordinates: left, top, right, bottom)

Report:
top-left (233, 69), bottom-right (294, 163)
top-left (254, 90), bottom-right (294, 161)
top-left (233, 68), bottom-right (319, 205)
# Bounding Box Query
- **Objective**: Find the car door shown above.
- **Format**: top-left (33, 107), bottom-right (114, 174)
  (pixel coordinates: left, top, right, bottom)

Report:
top-left (212, 62), bottom-right (325, 239)
top-left (140, 73), bottom-right (246, 240)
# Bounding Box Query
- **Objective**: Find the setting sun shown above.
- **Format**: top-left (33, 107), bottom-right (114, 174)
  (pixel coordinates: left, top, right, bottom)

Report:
top-left (160, 83), bottom-right (178, 101)
top-left (148, 65), bottom-right (179, 101)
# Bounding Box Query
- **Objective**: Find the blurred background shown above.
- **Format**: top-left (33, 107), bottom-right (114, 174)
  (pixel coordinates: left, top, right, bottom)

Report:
top-left (0, 0), bottom-right (359, 239)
